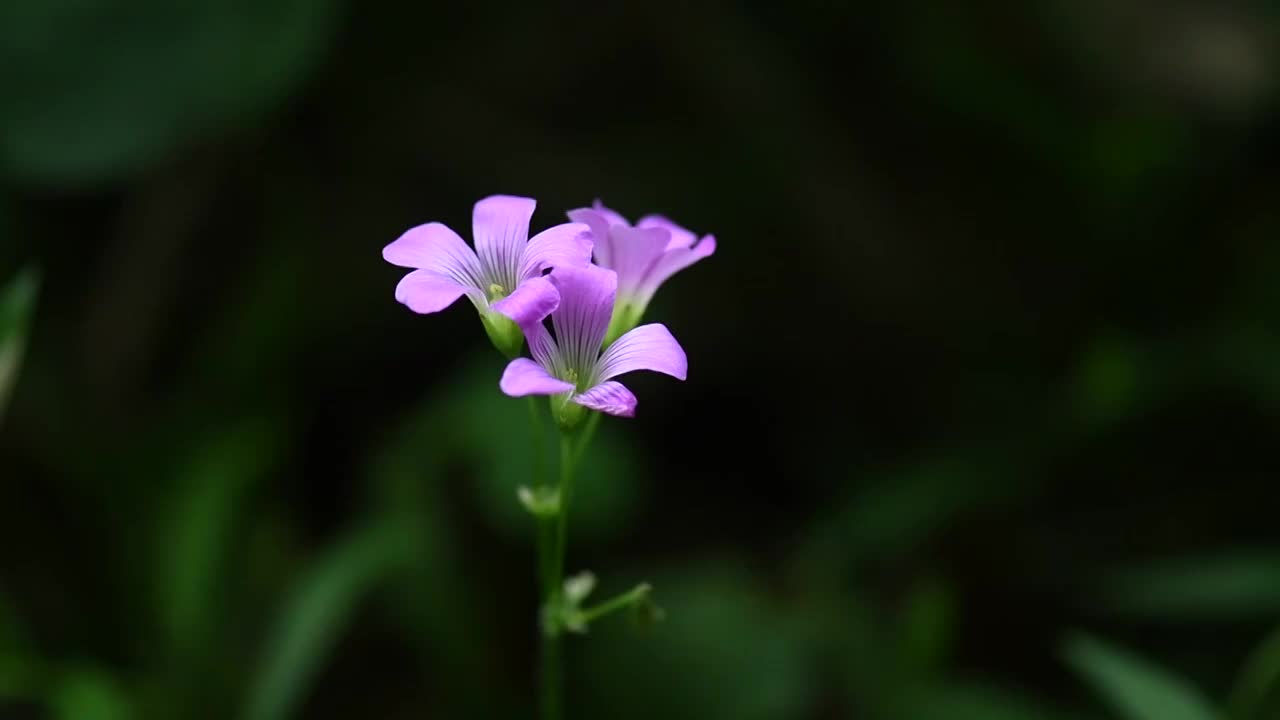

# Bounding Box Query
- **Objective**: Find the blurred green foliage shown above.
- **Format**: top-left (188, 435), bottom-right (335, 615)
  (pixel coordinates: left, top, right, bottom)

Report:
top-left (0, 0), bottom-right (339, 185)
top-left (1064, 634), bottom-right (1219, 720)
top-left (3, 0), bottom-right (1280, 718)
top-left (0, 268), bottom-right (38, 422)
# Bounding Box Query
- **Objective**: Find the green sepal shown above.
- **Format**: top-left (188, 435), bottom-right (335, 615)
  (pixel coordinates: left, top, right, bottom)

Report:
top-left (480, 308), bottom-right (523, 359)
top-left (603, 301), bottom-right (645, 346)
top-left (552, 394), bottom-right (588, 431)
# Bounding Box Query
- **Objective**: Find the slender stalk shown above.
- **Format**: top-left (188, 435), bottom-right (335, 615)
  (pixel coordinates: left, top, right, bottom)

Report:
top-left (526, 397), bottom-right (545, 486)
top-left (528, 397), bottom-right (560, 719)
top-left (575, 583), bottom-right (652, 625)
top-left (540, 606), bottom-right (561, 720)
top-left (538, 420), bottom-right (596, 720)
top-left (538, 431), bottom-right (575, 720)
top-left (552, 432), bottom-right (575, 588)
top-left (572, 411), bottom-right (602, 468)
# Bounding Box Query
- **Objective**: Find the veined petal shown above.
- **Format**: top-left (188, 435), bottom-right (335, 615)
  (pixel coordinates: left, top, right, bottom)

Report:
top-left (522, 320), bottom-right (562, 376)
top-left (492, 275), bottom-right (559, 327)
top-left (641, 235), bottom-right (716, 298)
top-left (383, 223), bottom-right (483, 287)
top-left (548, 265), bottom-right (617, 373)
top-left (394, 269), bottom-right (475, 314)
top-left (500, 358), bottom-right (575, 397)
top-left (573, 381), bottom-right (637, 417)
top-left (567, 208), bottom-right (616, 269)
top-left (473, 195), bottom-right (536, 290)
top-left (605, 225), bottom-right (670, 298)
top-left (597, 323), bottom-right (687, 382)
top-left (637, 214), bottom-right (698, 250)
top-left (520, 222), bottom-right (592, 279)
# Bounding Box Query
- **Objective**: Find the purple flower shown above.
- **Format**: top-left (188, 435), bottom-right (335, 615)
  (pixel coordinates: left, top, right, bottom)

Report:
top-left (383, 195), bottom-right (592, 356)
top-left (492, 264), bottom-right (687, 423)
top-left (567, 201), bottom-right (715, 344)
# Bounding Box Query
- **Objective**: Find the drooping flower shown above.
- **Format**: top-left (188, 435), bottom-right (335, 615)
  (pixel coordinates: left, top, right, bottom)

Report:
top-left (492, 264), bottom-right (687, 426)
top-left (383, 195), bottom-right (592, 357)
top-left (567, 201), bottom-right (715, 344)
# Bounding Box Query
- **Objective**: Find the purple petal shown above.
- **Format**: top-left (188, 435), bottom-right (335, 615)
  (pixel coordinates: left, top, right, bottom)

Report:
top-left (597, 323), bottom-right (687, 382)
top-left (500, 358), bottom-right (575, 397)
top-left (523, 320), bottom-right (561, 373)
top-left (383, 223), bottom-right (483, 286)
top-left (643, 235), bottom-right (716, 296)
top-left (548, 265), bottom-right (617, 369)
top-left (394, 269), bottom-right (473, 314)
top-left (567, 208), bottom-right (616, 269)
top-left (473, 195), bottom-right (536, 288)
top-left (637, 215), bottom-right (698, 250)
top-left (520, 222), bottom-right (592, 279)
top-left (492, 275), bottom-right (559, 327)
top-left (603, 225), bottom-right (670, 298)
top-left (573, 381), bottom-right (637, 417)
top-left (591, 199), bottom-right (630, 228)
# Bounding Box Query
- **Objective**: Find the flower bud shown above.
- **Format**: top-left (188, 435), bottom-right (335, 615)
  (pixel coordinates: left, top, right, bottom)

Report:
top-left (563, 571), bottom-right (596, 605)
top-left (561, 571), bottom-right (597, 633)
top-left (516, 485), bottom-right (560, 518)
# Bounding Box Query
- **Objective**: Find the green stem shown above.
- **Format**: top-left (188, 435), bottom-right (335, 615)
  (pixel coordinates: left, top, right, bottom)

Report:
top-left (538, 431), bottom-right (576, 720)
top-left (540, 617), bottom-right (561, 720)
top-left (527, 397), bottom-right (545, 487)
top-left (536, 514), bottom-right (561, 720)
top-left (575, 583), bottom-right (652, 625)
top-left (528, 397), bottom-right (560, 719)
top-left (535, 517), bottom-right (554, 603)
top-left (572, 411), bottom-right (602, 469)
top-left (551, 432), bottom-right (575, 593)
top-left (538, 417), bottom-right (600, 720)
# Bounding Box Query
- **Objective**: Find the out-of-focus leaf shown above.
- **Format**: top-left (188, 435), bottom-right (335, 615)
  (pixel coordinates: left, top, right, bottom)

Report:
top-left (443, 356), bottom-right (643, 543)
top-left (363, 394), bottom-right (508, 718)
top-left (49, 668), bottom-right (134, 720)
top-left (0, 593), bottom-right (41, 700)
top-left (0, 0), bottom-right (340, 185)
top-left (1228, 624), bottom-right (1280, 720)
top-left (580, 563), bottom-right (812, 720)
top-left (903, 682), bottom-right (1098, 720)
top-left (1080, 114), bottom-right (1189, 200)
top-left (1064, 633), bottom-right (1220, 720)
top-left (241, 522), bottom-right (413, 720)
top-left (0, 267), bottom-right (38, 423)
top-left (897, 576), bottom-right (957, 676)
top-left (1072, 334), bottom-right (1144, 426)
top-left (1098, 550), bottom-right (1280, 620)
top-left (900, 0), bottom-right (1191, 204)
top-left (796, 460), bottom-right (1020, 579)
top-left (156, 419), bottom-right (287, 659)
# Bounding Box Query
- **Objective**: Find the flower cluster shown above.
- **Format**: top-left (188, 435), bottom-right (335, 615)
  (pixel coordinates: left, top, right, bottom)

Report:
top-left (384, 195), bottom-right (714, 423)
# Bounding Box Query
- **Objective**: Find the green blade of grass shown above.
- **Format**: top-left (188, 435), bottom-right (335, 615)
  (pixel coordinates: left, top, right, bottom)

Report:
top-left (1064, 633), bottom-right (1219, 720)
top-left (0, 267), bottom-right (39, 424)
top-left (1227, 624), bottom-right (1280, 720)
top-left (241, 522), bottom-right (413, 720)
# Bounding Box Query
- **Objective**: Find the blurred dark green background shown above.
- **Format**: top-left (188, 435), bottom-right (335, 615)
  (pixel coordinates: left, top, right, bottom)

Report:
top-left (3, 1), bottom-right (1280, 718)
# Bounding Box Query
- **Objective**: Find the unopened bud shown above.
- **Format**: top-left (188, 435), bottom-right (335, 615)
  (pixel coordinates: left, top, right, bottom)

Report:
top-left (564, 571), bottom-right (597, 605)
top-left (517, 485), bottom-right (561, 518)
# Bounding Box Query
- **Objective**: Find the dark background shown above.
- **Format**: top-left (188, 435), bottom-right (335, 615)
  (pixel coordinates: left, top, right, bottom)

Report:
top-left (3, 1), bottom-right (1280, 718)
